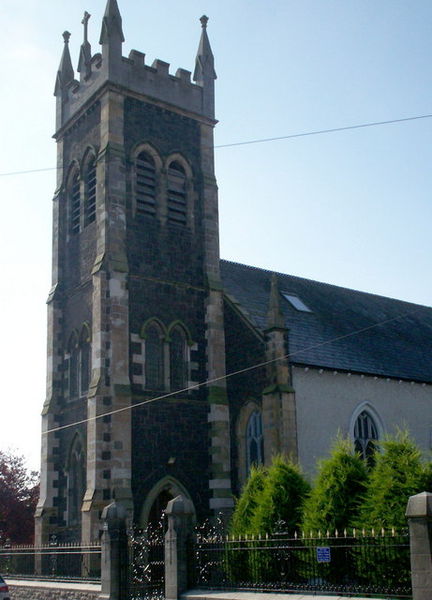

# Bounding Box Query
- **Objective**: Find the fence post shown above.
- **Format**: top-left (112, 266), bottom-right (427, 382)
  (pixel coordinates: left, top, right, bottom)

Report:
top-left (100, 501), bottom-right (128, 600)
top-left (406, 491), bottom-right (432, 600)
top-left (165, 495), bottom-right (195, 600)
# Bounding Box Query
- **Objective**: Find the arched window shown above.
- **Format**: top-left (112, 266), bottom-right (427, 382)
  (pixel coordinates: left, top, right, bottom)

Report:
top-left (246, 411), bottom-right (264, 473)
top-left (145, 323), bottom-right (165, 390)
top-left (83, 156), bottom-right (96, 226)
top-left (354, 410), bottom-right (379, 464)
top-left (69, 170), bottom-right (81, 234)
top-left (68, 332), bottom-right (79, 398)
top-left (169, 327), bottom-right (187, 391)
top-left (136, 151), bottom-right (157, 217)
top-left (167, 161), bottom-right (187, 226)
top-left (68, 437), bottom-right (86, 527)
top-left (79, 325), bottom-right (91, 395)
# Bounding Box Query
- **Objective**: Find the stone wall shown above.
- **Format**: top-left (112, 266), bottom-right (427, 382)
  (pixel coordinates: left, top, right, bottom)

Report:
top-left (8, 580), bottom-right (100, 600)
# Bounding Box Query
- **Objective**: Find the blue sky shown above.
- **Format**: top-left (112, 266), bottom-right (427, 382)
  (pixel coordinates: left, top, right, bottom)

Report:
top-left (1, 0), bottom-right (431, 470)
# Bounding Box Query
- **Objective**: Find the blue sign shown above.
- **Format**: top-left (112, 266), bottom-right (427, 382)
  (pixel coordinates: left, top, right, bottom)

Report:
top-left (316, 546), bottom-right (331, 563)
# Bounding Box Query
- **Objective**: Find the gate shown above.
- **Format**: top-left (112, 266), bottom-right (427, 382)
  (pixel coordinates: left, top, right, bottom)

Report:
top-left (128, 526), bottom-right (165, 600)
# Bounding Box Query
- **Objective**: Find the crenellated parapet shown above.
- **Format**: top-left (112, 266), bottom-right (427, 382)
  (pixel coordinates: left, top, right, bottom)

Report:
top-left (54, 1), bottom-right (216, 133)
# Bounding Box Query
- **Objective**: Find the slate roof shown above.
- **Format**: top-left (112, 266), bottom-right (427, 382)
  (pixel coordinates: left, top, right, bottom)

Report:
top-left (220, 260), bottom-right (432, 383)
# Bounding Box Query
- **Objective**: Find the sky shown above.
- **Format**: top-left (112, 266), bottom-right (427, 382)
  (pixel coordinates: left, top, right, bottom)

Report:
top-left (0, 0), bottom-right (431, 472)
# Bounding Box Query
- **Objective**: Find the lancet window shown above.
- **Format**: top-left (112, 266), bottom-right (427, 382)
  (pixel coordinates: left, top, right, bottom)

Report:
top-left (69, 170), bottom-right (81, 234)
top-left (83, 156), bottom-right (97, 226)
top-left (144, 323), bottom-right (165, 391)
top-left (167, 161), bottom-right (187, 226)
top-left (67, 324), bottom-right (92, 398)
top-left (354, 410), bottom-right (379, 464)
top-left (135, 151), bottom-right (157, 217)
top-left (169, 326), bottom-right (188, 391)
top-left (246, 410), bottom-right (264, 473)
top-left (67, 436), bottom-right (86, 527)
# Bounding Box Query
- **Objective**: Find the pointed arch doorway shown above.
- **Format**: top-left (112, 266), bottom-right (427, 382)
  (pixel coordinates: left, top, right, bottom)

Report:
top-left (139, 476), bottom-right (196, 529)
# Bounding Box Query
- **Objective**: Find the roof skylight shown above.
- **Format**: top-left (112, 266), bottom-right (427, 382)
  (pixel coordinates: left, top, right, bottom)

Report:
top-left (281, 292), bottom-right (312, 313)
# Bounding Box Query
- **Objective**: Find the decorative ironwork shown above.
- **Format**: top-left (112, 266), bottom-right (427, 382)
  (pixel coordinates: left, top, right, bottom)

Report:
top-left (189, 529), bottom-right (412, 599)
top-left (128, 521), bottom-right (165, 600)
top-left (0, 541), bottom-right (101, 582)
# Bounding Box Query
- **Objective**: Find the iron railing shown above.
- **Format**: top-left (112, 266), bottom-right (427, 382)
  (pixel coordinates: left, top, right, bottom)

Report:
top-left (190, 529), bottom-right (412, 599)
top-left (0, 542), bottom-right (101, 582)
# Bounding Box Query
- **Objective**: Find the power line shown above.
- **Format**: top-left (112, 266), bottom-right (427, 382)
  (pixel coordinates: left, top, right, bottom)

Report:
top-left (214, 113), bottom-right (432, 148)
top-left (2, 113), bottom-right (432, 178)
top-left (44, 308), bottom-right (419, 436)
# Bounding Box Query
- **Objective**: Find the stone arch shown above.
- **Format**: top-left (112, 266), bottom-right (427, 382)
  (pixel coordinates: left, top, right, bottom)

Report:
top-left (139, 476), bottom-right (195, 529)
top-left (140, 317), bottom-right (168, 341)
top-left (166, 320), bottom-right (193, 346)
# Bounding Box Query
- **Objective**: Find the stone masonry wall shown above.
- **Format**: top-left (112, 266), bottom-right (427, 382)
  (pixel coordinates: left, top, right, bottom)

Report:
top-left (8, 582), bottom-right (100, 600)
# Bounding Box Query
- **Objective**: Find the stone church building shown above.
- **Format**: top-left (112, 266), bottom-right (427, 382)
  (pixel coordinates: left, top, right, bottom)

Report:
top-left (36, 0), bottom-right (432, 544)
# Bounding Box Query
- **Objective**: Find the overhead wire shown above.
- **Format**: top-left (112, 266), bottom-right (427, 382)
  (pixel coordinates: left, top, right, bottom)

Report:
top-left (1, 112), bottom-right (432, 178)
top-left (44, 307), bottom-right (420, 436)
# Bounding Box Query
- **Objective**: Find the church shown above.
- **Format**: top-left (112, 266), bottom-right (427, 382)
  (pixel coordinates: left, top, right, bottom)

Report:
top-left (35, 0), bottom-right (432, 544)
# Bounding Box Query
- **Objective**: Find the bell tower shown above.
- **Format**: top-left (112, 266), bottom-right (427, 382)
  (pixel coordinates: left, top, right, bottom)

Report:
top-left (36, 0), bottom-right (233, 545)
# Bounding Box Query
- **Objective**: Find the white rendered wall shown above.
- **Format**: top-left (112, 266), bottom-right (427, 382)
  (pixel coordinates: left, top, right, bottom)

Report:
top-left (292, 365), bottom-right (432, 480)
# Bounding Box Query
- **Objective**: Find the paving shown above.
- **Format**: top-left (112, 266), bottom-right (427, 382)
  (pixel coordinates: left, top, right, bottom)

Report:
top-left (183, 589), bottom-right (398, 600)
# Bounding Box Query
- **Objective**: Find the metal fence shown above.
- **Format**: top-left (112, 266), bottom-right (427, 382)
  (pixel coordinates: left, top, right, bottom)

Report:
top-left (128, 526), bottom-right (165, 600)
top-left (0, 542), bottom-right (101, 582)
top-left (190, 529), bottom-right (412, 599)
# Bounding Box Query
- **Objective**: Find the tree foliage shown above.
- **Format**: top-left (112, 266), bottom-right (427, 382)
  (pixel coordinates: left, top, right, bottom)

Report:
top-left (230, 465), bottom-right (267, 536)
top-left (302, 437), bottom-right (368, 534)
top-left (0, 450), bottom-right (39, 544)
top-left (356, 431), bottom-right (427, 530)
top-left (230, 456), bottom-right (309, 536)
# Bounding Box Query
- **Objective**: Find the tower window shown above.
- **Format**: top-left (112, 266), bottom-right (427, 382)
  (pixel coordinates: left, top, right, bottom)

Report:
top-left (70, 171), bottom-right (81, 234)
top-left (246, 410), bottom-right (264, 473)
top-left (167, 161), bottom-right (187, 226)
top-left (84, 156), bottom-right (96, 226)
top-left (145, 324), bottom-right (165, 390)
top-left (68, 437), bottom-right (86, 528)
top-left (170, 327), bottom-right (188, 391)
top-left (136, 152), bottom-right (157, 217)
top-left (354, 410), bottom-right (378, 464)
top-left (67, 325), bottom-right (91, 399)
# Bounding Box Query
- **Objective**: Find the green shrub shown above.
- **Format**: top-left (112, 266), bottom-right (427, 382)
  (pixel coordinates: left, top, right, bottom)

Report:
top-left (357, 430), bottom-right (426, 530)
top-left (250, 455), bottom-right (310, 535)
top-left (302, 437), bottom-right (368, 535)
top-left (229, 464), bottom-right (267, 536)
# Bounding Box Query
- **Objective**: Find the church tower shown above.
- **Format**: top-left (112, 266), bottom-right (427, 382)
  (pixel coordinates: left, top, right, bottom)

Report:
top-left (36, 0), bottom-right (233, 544)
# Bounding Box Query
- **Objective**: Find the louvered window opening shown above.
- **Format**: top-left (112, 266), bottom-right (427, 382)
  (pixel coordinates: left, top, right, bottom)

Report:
top-left (70, 173), bottom-right (81, 234)
top-left (167, 162), bottom-right (187, 226)
top-left (84, 158), bottom-right (96, 226)
top-left (136, 152), bottom-right (156, 217)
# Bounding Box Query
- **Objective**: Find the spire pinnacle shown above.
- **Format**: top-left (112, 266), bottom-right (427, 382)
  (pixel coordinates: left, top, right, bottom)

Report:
top-left (193, 15), bottom-right (216, 84)
top-left (267, 274), bottom-right (285, 330)
top-left (99, 0), bottom-right (125, 45)
top-left (54, 31), bottom-right (75, 96)
top-left (78, 12), bottom-right (92, 79)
